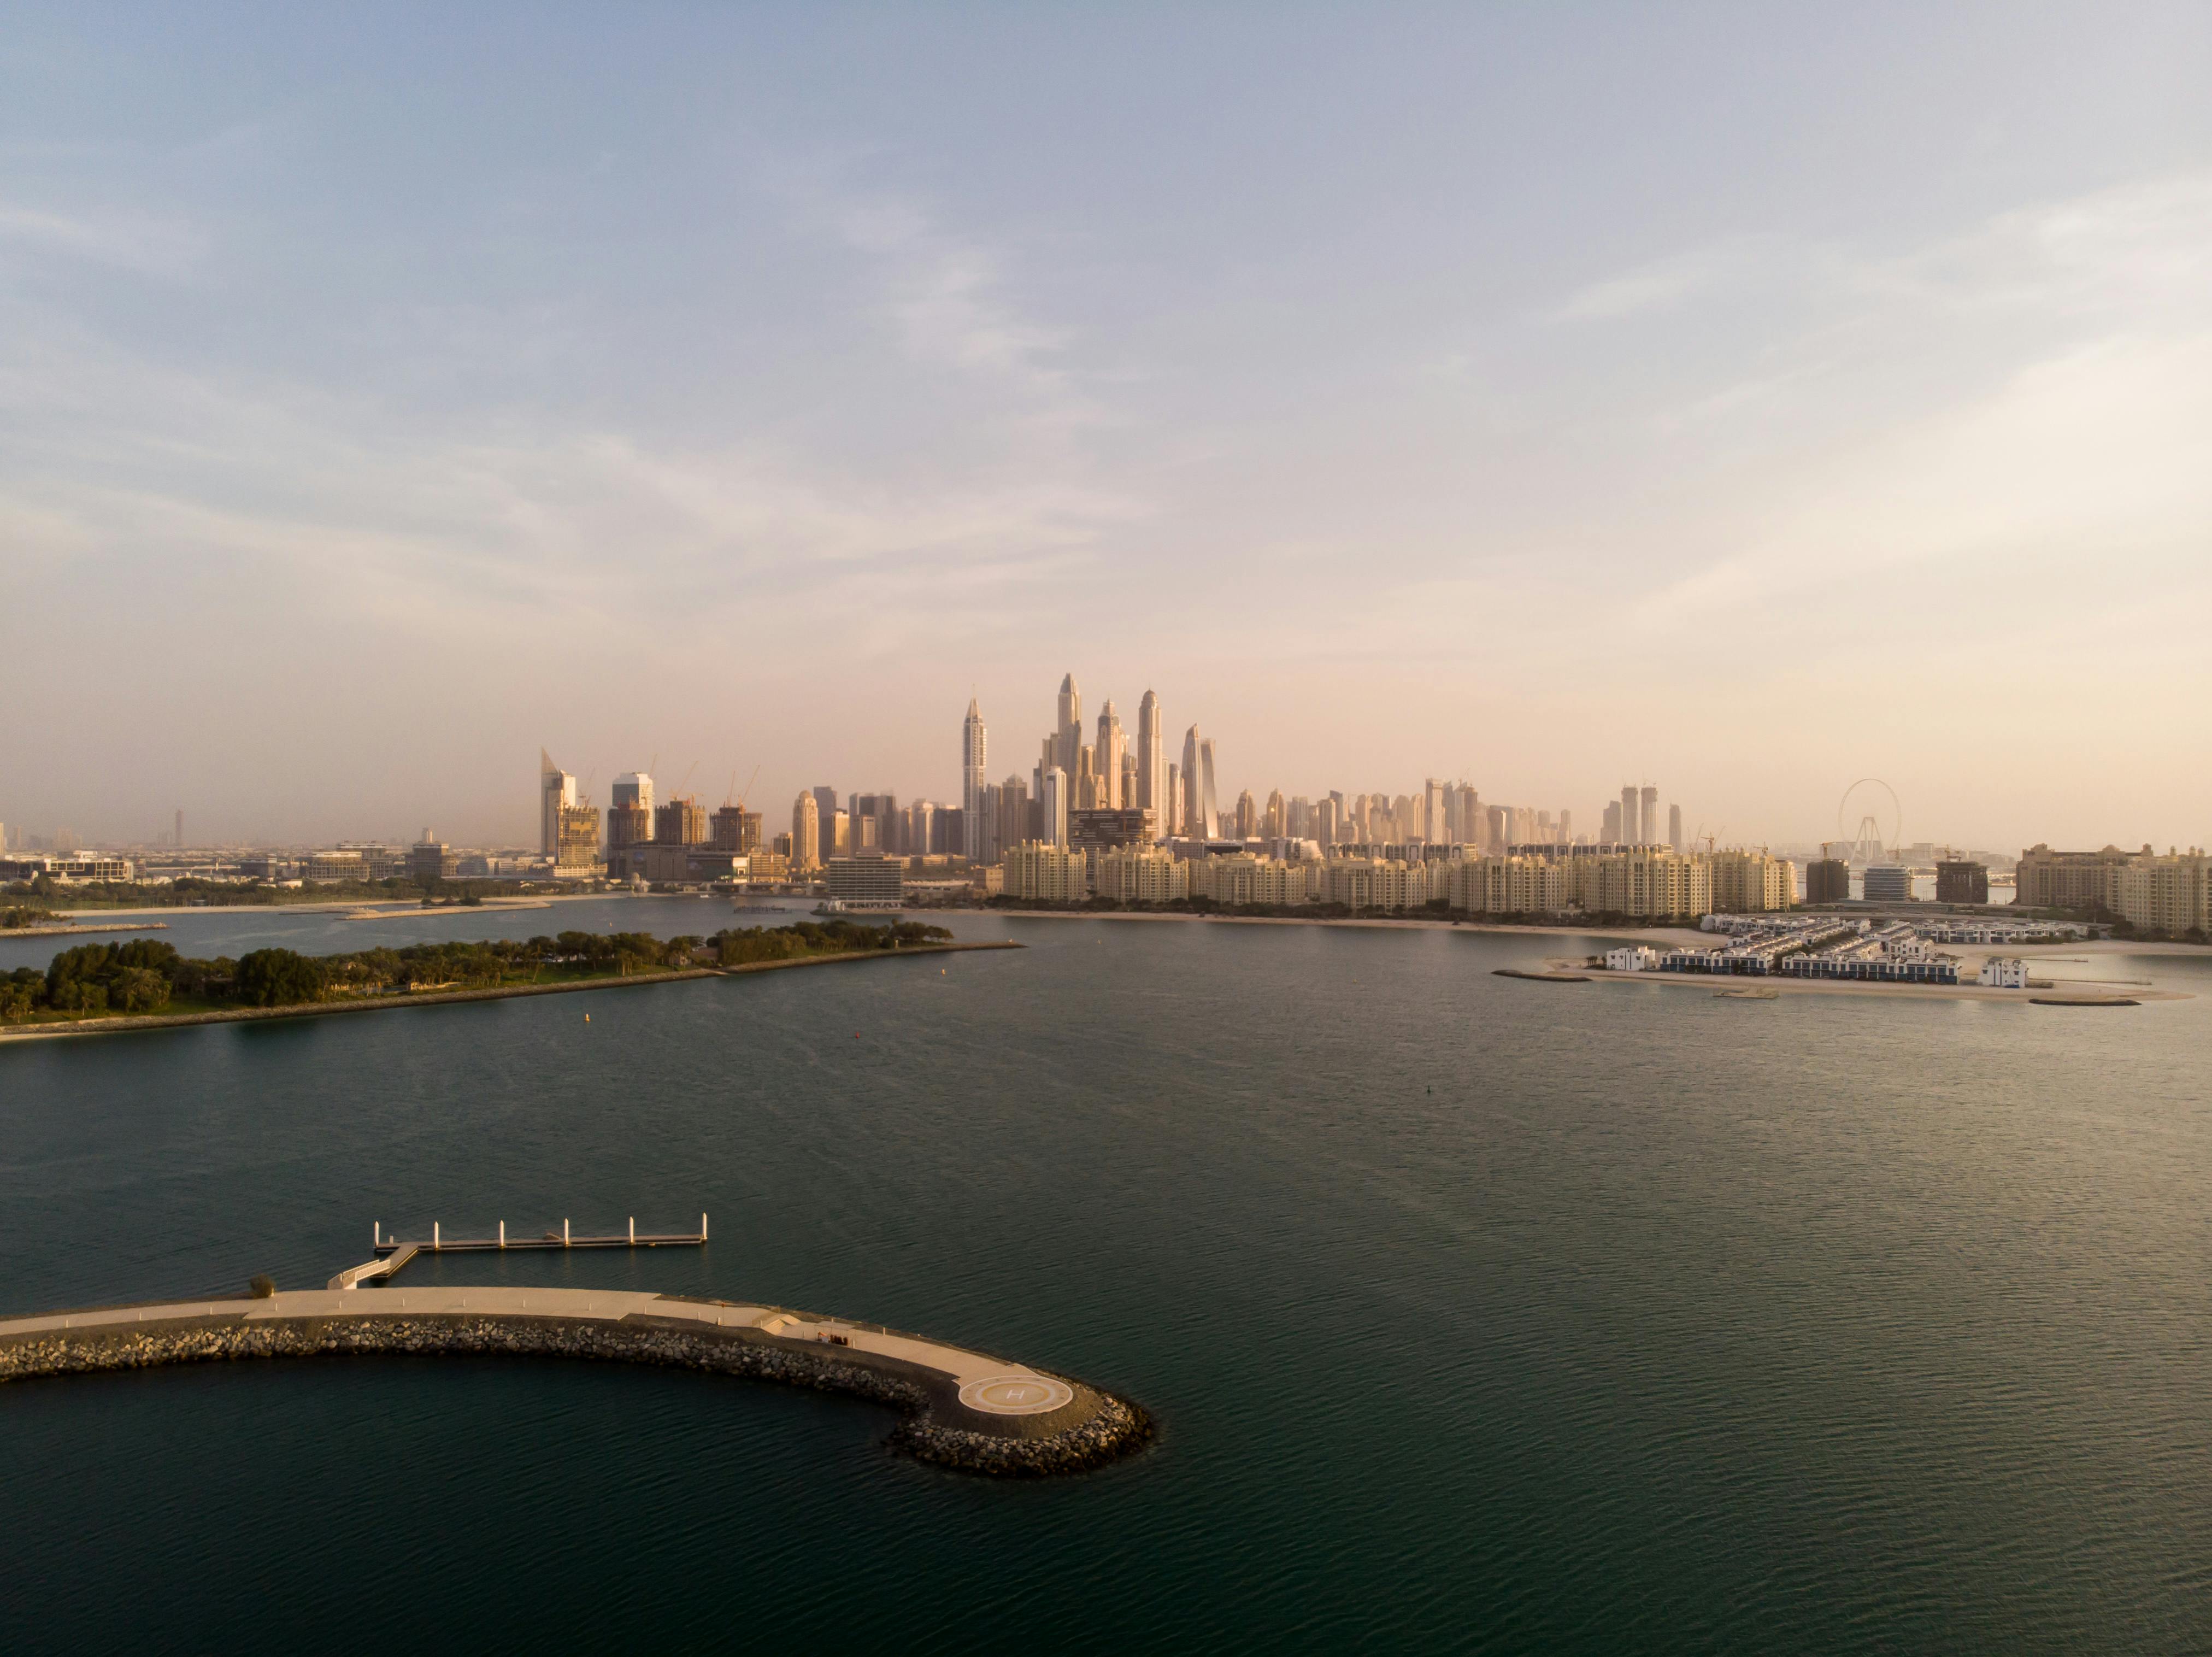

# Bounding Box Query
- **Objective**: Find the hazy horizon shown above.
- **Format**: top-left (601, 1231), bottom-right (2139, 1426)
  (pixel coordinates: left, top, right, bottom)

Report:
top-left (5, 5), bottom-right (2210, 853)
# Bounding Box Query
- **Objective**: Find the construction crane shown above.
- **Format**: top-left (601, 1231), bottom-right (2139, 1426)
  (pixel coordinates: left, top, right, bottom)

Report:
top-left (673, 760), bottom-right (698, 800)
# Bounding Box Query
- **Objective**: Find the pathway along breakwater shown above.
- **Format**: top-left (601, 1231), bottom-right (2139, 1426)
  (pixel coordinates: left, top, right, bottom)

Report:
top-left (0, 1285), bottom-right (1149, 1476)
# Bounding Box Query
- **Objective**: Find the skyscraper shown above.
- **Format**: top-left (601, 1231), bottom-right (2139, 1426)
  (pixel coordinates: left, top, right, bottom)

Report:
top-left (811, 786), bottom-right (838, 856)
top-left (1137, 690), bottom-right (1167, 841)
top-left (540, 749), bottom-right (577, 856)
top-left (1198, 739), bottom-right (1219, 838)
top-left (1095, 701), bottom-right (1126, 809)
top-left (1181, 727), bottom-right (1202, 836)
top-left (1424, 779), bottom-right (1448, 845)
top-left (1668, 802), bottom-right (1682, 852)
top-left (1641, 787), bottom-right (1659, 850)
top-left (1602, 800), bottom-right (1622, 843)
top-left (962, 698), bottom-right (987, 857)
top-left (614, 772), bottom-right (656, 815)
top-left (1165, 763), bottom-right (1181, 835)
top-left (1040, 766), bottom-right (1069, 848)
top-left (1620, 785), bottom-right (1640, 845)
top-left (792, 792), bottom-right (821, 870)
top-left (1056, 673), bottom-right (1083, 778)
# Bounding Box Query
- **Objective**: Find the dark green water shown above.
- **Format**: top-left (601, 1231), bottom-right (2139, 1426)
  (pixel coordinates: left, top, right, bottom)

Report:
top-left (5, 900), bottom-right (2211, 1652)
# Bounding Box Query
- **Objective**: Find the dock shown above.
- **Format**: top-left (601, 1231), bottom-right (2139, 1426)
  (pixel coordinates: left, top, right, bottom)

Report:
top-left (329, 1215), bottom-right (709, 1290)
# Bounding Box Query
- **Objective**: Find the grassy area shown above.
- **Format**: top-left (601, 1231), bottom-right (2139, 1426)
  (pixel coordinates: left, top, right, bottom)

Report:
top-left (2, 920), bottom-right (954, 1027)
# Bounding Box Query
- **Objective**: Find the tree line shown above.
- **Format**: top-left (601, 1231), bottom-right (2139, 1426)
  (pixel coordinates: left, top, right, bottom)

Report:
top-left (0, 920), bottom-right (952, 1023)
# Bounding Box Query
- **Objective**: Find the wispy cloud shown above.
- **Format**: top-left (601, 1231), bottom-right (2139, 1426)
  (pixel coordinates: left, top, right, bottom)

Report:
top-left (0, 201), bottom-right (205, 275)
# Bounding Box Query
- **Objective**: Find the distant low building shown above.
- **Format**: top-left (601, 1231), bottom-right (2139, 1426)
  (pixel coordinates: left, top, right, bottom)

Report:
top-left (1979, 957), bottom-right (2031, 988)
top-left (408, 839), bottom-right (458, 884)
top-left (1861, 865), bottom-right (1913, 904)
top-left (1935, 859), bottom-right (1989, 904)
top-left (1804, 859), bottom-right (1850, 905)
top-left (825, 855), bottom-right (905, 906)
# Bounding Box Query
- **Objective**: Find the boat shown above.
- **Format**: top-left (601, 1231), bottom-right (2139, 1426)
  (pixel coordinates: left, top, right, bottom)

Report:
top-left (1714, 988), bottom-right (1779, 1000)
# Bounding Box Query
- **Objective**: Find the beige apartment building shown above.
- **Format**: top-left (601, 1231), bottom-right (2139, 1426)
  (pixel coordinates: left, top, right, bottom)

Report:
top-left (1709, 850), bottom-right (1796, 914)
top-left (1002, 841), bottom-right (1087, 902)
top-left (1091, 845), bottom-right (1189, 903)
top-left (1189, 853), bottom-right (1310, 907)
top-left (1320, 856), bottom-right (1433, 913)
top-left (1448, 848), bottom-right (1713, 921)
top-left (2014, 844), bottom-right (2140, 909)
top-left (2109, 851), bottom-right (2209, 937)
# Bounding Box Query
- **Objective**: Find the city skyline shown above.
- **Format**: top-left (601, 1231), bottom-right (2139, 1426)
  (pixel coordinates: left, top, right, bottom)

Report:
top-left (5, 7), bottom-right (2212, 850)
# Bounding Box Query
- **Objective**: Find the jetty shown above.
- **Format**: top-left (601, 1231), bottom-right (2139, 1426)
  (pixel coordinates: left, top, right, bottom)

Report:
top-left (0, 1223), bottom-right (1149, 1477)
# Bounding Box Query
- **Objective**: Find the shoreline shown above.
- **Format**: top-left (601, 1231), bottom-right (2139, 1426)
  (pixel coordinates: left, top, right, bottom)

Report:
top-left (993, 908), bottom-right (1715, 949)
top-left (1, 921), bottom-right (171, 939)
top-left (0, 941), bottom-right (1020, 1045)
top-left (1576, 967), bottom-right (2192, 1004)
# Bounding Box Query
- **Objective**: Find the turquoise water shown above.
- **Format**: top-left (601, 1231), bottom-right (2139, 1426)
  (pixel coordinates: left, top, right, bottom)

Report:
top-left (5, 900), bottom-right (2211, 1652)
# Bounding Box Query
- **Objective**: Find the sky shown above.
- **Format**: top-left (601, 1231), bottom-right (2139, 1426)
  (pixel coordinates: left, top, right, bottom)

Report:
top-left (3, 3), bottom-right (2209, 852)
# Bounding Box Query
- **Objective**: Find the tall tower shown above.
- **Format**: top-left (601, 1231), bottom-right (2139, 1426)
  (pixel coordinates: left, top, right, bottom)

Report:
top-left (962, 698), bottom-right (987, 856)
top-left (1640, 786), bottom-right (1659, 850)
top-left (1668, 802), bottom-right (1682, 852)
top-left (1620, 785), bottom-right (1639, 846)
top-left (1040, 766), bottom-right (1069, 848)
top-left (614, 771), bottom-right (656, 815)
top-left (1423, 779), bottom-right (1447, 845)
top-left (792, 792), bottom-right (821, 871)
top-left (1181, 726), bottom-right (1203, 839)
top-left (541, 749), bottom-right (576, 856)
top-left (1137, 690), bottom-right (1166, 839)
top-left (1198, 738), bottom-right (1219, 838)
top-left (1056, 674), bottom-right (1083, 778)
top-left (1094, 701), bottom-right (1126, 810)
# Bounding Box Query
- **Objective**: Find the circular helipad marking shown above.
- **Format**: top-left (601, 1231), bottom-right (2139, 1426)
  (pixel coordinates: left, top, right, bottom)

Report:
top-left (959, 1374), bottom-right (1075, 1415)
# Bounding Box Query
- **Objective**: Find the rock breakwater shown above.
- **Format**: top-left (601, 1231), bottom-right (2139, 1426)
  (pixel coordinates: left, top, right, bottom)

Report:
top-left (0, 1308), bottom-right (1150, 1477)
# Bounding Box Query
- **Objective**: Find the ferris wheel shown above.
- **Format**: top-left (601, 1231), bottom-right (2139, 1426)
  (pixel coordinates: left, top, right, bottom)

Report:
top-left (1836, 779), bottom-right (1902, 865)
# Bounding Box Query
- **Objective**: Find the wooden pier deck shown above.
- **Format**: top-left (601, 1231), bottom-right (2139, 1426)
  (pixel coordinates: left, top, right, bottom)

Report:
top-left (327, 1216), bottom-right (707, 1290)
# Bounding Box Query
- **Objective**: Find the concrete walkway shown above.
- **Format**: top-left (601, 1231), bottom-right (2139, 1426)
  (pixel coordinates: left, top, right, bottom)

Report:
top-left (0, 1285), bottom-right (1069, 1416)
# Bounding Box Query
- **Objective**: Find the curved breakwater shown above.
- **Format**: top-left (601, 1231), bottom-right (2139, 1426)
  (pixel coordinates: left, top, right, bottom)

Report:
top-left (0, 1286), bottom-right (1149, 1477)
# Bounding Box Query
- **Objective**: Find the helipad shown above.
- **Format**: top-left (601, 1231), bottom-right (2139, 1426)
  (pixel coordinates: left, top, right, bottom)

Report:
top-left (960, 1374), bottom-right (1076, 1415)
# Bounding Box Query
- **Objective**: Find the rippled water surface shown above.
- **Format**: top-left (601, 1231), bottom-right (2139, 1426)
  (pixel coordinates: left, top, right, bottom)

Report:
top-left (5, 899), bottom-right (2211, 1652)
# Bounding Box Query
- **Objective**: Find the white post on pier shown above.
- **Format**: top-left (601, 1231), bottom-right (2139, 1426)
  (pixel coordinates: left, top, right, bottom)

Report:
top-left (563, 1218), bottom-right (570, 1246)
top-left (433, 1221), bottom-right (440, 1250)
top-left (628, 1215), bottom-right (636, 1245)
top-left (499, 1220), bottom-right (506, 1250)
top-left (374, 1221), bottom-right (380, 1248)
top-left (701, 1212), bottom-right (708, 1242)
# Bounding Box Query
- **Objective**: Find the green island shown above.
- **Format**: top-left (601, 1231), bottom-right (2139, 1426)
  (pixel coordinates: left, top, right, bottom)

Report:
top-left (1, 920), bottom-right (972, 1031)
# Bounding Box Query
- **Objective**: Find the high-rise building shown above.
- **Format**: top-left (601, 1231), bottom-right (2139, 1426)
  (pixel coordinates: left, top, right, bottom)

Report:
top-left (1263, 790), bottom-right (1285, 840)
top-left (1165, 763), bottom-right (1181, 835)
top-left (992, 775), bottom-right (1029, 862)
top-left (1198, 738), bottom-right (1219, 838)
top-left (1602, 800), bottom-right (1622, 843)
top-left (1233, 790), bottom-right (1257, 839)
top-left (1056, 674), bottom-right (1084, 778)
top-left (1120, 753), bottom-right (1138, 818)
top-left (962, 699), bottom-right (987, 855)
top-left (2014, 844), bottom-right (2142, 910)
top-left (1620, 785), bottom-right (1640, 846)
top-left (540, 749), bottom-right (577, 856)
top-left (654, 797), bottom-right (706, 846)
top-left (1423, 779), bottom-right (1448, 845)
top-left (1181, 727), bottom-right (1203, 837)
top-left (614, 772), bottom-right (655, 815)
top-left (1137, 690), bottom-right (1166, 841)
top-left (1668, 803), bottom-right (1682, 852)
top-left (792, 793), bottom-right (821, 870)
top-left (710, 804), bottom-right (762, 853)
top-left (1040, 766), bottom-right (1069, 848)
top-left (1558, 808), bottom-right (1573, 844)
top-left (1095, 701), bottom-right (1126, 809)
top-left (1805, 859), bottom-right (1850, 904)
top-left (1640, 787), bottom-right (1658, 848)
